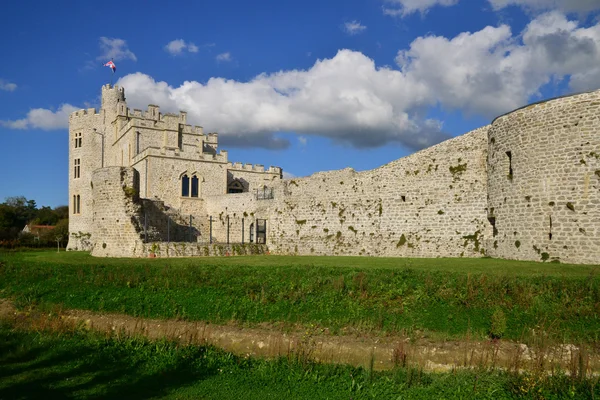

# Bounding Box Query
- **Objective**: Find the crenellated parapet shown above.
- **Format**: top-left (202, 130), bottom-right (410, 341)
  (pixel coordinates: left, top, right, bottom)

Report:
top-left (227, 162), bottom-right (282, 174)
top-left (70, 108), bottom-right (101, 118)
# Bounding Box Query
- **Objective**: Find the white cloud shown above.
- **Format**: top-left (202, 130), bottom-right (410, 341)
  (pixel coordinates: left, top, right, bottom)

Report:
top-left (116, 50), bottom-right (445, 150)
top-left (343, 21), bottom-right (367, 35)
top-left (97, 37), bottom-right (137, 62)
top-left (0, 79), bottom-right (17, 92)
top-left (9, 11), bottom-right (598, 152)
top-left (298, 136), bottom-right (308, 146)
top-left (397, 11), bottom-right (600, 117)
top-left (1, 104), bottom-right (79, 130)
top-left (488, 0), bottom-right (600, 13)
top-left (164, 39), bottom-right (199, 55)
top-left (115, 11), bottom-right (600, 150)
top-left (216, 52), bottom-right (232, 62)
top-left (383, 0), bottom-right (459, 17)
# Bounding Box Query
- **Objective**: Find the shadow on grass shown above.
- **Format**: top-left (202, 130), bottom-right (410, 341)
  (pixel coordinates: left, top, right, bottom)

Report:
top-left (0, 326), bottom-right (218, 400)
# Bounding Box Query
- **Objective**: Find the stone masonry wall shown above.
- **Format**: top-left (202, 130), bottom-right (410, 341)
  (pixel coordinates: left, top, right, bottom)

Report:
top-left (260, 127), bottom-right (490, 257)
top-left (203, 192), bottom-right (274, 244)
top-left (487, 91), bottom-right (600, 264)
top-left (227, 165), bottom-right (281, 193)
top-left (90, 167), bottom-right (144, 257)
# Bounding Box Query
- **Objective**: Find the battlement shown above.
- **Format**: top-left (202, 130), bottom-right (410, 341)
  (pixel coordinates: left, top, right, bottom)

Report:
top-left (180, 124), bottom-right (204, 135)
top-left (206, 133), bottom-right (218, 144)
top-left (131, 146), bottom-right (229, 164)
top-left (70, 108), bottom-right (100, 118)
top-left (227, 162), bottom-right (282, 174)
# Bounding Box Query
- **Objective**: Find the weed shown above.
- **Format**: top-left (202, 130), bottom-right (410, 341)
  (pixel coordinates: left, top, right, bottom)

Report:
top-left (489, 309), bottom-right (507, 339)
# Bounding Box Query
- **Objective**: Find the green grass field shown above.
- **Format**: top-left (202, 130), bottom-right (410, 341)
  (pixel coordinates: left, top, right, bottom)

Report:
top-left (1, 321), bottom-right (597, 399)
top-left (1, 251), bottom-right (599, 343)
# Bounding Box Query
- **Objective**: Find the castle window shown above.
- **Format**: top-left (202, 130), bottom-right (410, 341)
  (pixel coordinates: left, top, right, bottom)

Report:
top-left (191, 176), bottom-right (199, 197)
top-left (73, 195), bottom-right (80, 214)
top-left (74, 158), bottom-right (81, 179)
top-left (506, 151), bottom-right (513, 180)
top-left (74, 132), bottom-right (82, 148)
top-left (136, 132), bottom-right (141, 155)
top-left (488, 217), bottom-right (497, 237)
top-left (181, 174), bottom-right (189, 197)
top-left (228, 180), bottom-right (244, 194)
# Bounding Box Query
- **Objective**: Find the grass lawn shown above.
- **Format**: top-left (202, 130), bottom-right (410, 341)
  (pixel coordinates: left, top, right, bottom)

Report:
top-left (1, 251), bottom-right (599, 342)
top-left (0, 321), bottom-right (597, 400)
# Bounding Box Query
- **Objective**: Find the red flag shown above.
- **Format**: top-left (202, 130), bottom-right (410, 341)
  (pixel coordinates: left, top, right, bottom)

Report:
top-left (103, 60), bottom-right (116, 73)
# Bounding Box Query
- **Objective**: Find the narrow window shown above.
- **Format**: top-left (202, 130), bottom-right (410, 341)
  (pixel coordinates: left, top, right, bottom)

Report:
top-left (178, 131), bottom-right (183, 150)
top-left (181, 174), bottom-right (189, 197)
top-left (488, 217), bottom-right (498, 237)
top-left (506, 151), bottom-right (513, 179)
top-left (191, 176), bottom-right (199, 197)
top-left (548, 216), bottom-right (553, 240)
top-left (74, 132), bottom-right (82, 148)
top-left (401, 195), bottom-right (406, 202)
top-left (74, 158), bottom-right (81, 179)
top-left (136, 132), bottom-right (141, 155)
top-left (73, 195), bottom-right (80, 214)
top-left (249, 223), bottom-right (254, 243)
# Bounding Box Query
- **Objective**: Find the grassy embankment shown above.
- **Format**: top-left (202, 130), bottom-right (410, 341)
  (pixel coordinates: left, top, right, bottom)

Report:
top-left (1, 251), bottom-right (599, 343)
top-left (0, 320), bottom-right (598, 399)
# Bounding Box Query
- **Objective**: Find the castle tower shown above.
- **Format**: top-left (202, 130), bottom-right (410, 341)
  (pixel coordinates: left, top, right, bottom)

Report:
top-left (101, 84), bottom-right (127, 121)
top-left (486, 90), bottom-right (600, 264)
top-left (67, 85), bottom-right (126, 250)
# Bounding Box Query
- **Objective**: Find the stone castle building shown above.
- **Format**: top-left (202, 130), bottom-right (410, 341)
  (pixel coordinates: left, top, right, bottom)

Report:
top-left (67, 84), bottom-right (600, 264)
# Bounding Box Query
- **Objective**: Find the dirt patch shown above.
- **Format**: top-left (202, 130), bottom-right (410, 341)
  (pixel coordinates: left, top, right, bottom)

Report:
top-left (1, 299), bottom-right (598, 374)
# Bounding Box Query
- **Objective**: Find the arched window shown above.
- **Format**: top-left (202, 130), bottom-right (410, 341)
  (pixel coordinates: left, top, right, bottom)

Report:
top-left (249, 222), bottom-right (254, 243)
top-left (181, 174), bottom-right (189, 197)
top-left (191, 176), bottom-right (199, 197)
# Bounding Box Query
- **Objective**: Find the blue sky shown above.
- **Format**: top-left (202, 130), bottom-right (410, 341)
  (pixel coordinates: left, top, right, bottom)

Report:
top-left (1, 0), bottom-right (600, 207)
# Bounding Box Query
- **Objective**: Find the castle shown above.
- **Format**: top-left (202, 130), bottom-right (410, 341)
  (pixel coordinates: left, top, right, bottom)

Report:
top-left (67, 84), bottom-right (600, 264)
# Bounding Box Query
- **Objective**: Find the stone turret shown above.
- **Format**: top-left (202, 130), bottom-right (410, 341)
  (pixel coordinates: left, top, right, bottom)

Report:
top-left (101, 84), bottom-right (127, 121)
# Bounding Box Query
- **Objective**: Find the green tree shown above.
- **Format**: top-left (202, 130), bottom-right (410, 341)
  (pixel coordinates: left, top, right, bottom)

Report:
top-left (53, 219), bottom-right (69, 248)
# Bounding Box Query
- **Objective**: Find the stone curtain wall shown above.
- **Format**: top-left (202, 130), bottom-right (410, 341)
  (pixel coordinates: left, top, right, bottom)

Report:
top-left (487, 91), bottom-right (600, 264)
top-left (90, 167), bottom-right (144, 257)
top-left (265, 127), bottom-right (490, 257)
